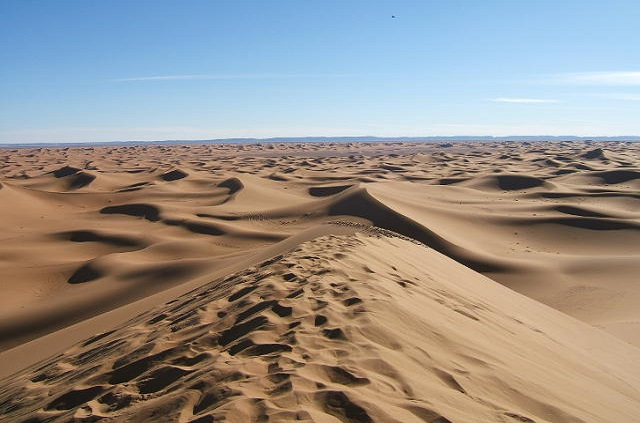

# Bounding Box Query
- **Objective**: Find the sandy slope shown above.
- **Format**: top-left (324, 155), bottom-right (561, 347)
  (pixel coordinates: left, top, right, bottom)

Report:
top-left (2, 232), bottom-right (639, 422)
top-left (0, 141), bottom-right (639, 421)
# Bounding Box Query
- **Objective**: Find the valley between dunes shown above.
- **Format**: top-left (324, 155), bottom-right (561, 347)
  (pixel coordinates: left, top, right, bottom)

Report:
top-left (0, 141), bottom-right (639, 422)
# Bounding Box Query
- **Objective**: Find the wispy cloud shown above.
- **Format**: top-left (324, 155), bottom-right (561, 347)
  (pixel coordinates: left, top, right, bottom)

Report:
top-left (114, 73), bottom-right (355, 82)
top-left (595, 93), bottom-right (640, 101)
top-left (556, 71), bottom-right (640, 86)
top-left (490, 97), bottom-right (559, 104)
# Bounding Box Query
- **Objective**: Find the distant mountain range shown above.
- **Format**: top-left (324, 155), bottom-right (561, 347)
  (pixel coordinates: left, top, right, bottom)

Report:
top-left (2, 135), bottom-right (639, 148)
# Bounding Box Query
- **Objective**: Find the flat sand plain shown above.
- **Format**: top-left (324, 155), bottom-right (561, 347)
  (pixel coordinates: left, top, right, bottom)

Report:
top-left (0, 141), bottom-right (639, 422)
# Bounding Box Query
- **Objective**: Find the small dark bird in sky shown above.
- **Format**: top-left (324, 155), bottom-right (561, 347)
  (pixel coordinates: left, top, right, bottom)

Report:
top-left (391, 15), bottom-right (396, 18)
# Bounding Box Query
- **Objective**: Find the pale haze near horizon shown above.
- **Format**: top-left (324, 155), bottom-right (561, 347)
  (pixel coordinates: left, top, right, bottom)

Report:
top-left (1, 0), bottom-right (639, 143)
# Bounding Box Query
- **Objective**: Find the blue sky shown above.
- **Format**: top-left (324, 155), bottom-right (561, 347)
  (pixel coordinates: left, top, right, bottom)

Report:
top-left (1, 0), bottom-right (639, 143)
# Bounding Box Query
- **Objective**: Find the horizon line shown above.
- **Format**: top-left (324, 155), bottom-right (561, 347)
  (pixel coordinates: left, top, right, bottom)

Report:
top-left (2, 134), bottom-right (639, 147)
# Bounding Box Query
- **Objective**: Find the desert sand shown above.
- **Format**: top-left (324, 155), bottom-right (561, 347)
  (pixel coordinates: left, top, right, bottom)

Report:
top-left (0, 140), bottom-right (639, 422)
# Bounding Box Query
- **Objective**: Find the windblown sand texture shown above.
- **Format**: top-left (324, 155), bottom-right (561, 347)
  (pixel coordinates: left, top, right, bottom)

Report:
top-left (0, 141), bottom-right (639, 422)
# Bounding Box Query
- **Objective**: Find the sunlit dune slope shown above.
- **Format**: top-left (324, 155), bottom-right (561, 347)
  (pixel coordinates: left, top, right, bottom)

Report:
top-left (1, 232), bottom-right (639, 422)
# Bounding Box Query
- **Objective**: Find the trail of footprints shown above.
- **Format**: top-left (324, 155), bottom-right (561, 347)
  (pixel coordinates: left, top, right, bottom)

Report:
top-left (0, 235), bottom-right (454, 422)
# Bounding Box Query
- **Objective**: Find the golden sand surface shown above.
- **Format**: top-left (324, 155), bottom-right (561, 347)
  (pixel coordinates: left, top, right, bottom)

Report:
top-left (0, 141), bottom-right (639, 422)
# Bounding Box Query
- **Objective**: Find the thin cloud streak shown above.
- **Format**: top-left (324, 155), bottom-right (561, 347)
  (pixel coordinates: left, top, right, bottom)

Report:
top-left (595, 93), bottom-right (640, 101)
top-left (114, 73), bottom-right (357, 82)
top-left (557, 71), bottom-right (640, 86)
top-left (491, 98), bottom-right (559, 104)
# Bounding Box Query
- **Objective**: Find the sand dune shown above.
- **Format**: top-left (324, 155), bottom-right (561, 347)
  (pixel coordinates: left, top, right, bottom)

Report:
top-left (0, 141), bottom-right (639, 422)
